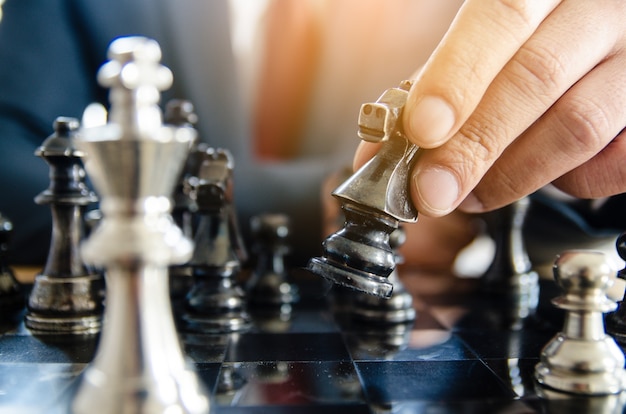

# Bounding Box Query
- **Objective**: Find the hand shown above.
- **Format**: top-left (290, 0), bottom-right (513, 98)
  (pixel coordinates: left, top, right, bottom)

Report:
top-left (357, 0), bottom-right (626, 217)
top-left (321, 167), bottom-right (479, 273)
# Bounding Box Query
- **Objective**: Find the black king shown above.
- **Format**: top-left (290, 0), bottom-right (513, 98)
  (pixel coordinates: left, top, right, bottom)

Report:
top-left (308, 80), bottom-right (419, 299)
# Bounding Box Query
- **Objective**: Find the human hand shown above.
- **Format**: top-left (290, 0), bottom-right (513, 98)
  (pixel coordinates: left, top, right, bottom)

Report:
top-left (357, 0), bottom-right (626, 217)
top-left (321, 167), bottom-right (479, 273)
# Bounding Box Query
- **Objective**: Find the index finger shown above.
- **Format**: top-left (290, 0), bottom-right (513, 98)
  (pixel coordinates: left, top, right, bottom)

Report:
top-left (403, 0), bottom-right (561, 148)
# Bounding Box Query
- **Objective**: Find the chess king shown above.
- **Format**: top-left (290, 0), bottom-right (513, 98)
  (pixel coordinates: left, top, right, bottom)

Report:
top-left (71, 36), bottom-right (209, 414)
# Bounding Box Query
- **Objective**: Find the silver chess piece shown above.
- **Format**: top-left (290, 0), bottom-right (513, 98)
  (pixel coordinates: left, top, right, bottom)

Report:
top-left (71, 36), bottom-right (209, 414)
top-left (26, 117), bottom-right (102, 334)
top-left (535, 250), bottom-right (626, 395)
top-left (179, 147), bottom-right (251, 333)
top-left (308, 81), bottom-right (418, 298)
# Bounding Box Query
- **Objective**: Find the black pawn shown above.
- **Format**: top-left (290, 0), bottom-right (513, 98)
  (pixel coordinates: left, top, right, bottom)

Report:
top-left (606, 231), bottom-right (626, 345)
top-left (180, 147), bottom-right (251, 333)
top-left (25, 117), bottom-right (103, 334)
top-left (480, 197), bottom-right (539, 322)
top-left (246, 213), bottom-right (299, 308)
top-left (350, 226), bottom-right (416, 324)
top-left (0, 213), bottom-right (24, 317)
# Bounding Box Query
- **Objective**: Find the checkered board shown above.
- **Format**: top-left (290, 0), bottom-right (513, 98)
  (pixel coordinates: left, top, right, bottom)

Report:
top-left (0, 268), bottom-right (624, 414)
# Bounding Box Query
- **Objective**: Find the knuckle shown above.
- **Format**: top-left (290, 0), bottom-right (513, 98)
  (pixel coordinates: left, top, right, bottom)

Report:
top-left (496, 0), bottom-right (534, 26)
top-left (451, 119), bottom-right (504, 183)
top-left (458, 117), bottom-right (505, 163)
top-left (511, 44), bottom-right (568, 102)
top-left (556, 97), bottom-right (612, 155)
top-left (483, 163), bottom-right (525, 204)
top-left (553, 173), bottom-right (595, 198)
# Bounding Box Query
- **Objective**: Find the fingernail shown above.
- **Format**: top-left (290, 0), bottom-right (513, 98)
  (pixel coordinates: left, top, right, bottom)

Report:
top-left (407, 95), bottom-right (455, 147)
top-left (414, 167), bottom-right (459, 214)
top-left (458, 192), bottom-right (484, 213)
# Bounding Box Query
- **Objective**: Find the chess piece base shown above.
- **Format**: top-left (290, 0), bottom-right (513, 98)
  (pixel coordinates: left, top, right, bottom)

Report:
top-left (25, 274), bottom-right (103, 334)
top-left (181, 312), bottom-right (251, 334)
top-left (535, 334), bottom-right (626, 395)
top-left (307, 257), bottom-right (393, 299)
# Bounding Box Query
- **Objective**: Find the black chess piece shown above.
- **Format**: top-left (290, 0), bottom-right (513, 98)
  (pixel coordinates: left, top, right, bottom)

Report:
top-left (180, 147), bottom-right (251, 333)
top-left (25, 117), bottom-right (103, 334)
top-left (606, 231), bottom-right (626, 345)
top-left (245, 213), bottom-right (299, 332)
top-left (167, 99), bottom-right (201, 302)
top-left (308, 81), bottom-right (418, 299)
top-left (0, 213), bottom-right (24, 317)
top-left (167, 98), bottom-right (200, 239)
top-left (535, 250), bottom-right (626, 395)
top-left (480, 197), bottom-right (539, 327)
top-left (246, 213), bottom-right (299, 307)
top-left (350, 226), bottom-right (416, 324)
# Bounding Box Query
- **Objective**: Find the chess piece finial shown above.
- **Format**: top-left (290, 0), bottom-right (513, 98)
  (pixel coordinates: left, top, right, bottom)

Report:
top-left (307, 81), bottom-right (418, 298)
top-left (0, 213), bottom-right (23, 316)
top-left (180, 147), bottom-right (251, 333)
top-left (535, 250), bottom-right (626, 395)
top-left (26, 117), bottom-right (102, 334)
top-left (72, 36), bottom-right (209, 414)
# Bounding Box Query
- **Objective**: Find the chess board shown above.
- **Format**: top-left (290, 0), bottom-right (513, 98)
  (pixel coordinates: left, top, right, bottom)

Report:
top-left (1, 267), bottom-right (623, 414)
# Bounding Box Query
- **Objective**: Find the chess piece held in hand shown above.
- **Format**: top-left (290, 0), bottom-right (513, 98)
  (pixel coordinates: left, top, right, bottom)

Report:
top-left (308, 81), bottom-right (418, 299)
top-left (535, 250), bottom-right (626, 395)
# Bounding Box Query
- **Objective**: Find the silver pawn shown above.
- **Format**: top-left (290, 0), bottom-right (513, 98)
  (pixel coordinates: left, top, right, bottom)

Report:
top-left (26, 117), bottom-right (102, 334)
top-left (72, 36), bottom-right (209, 414)
top-left (535, 250), bottom-right (626, 395)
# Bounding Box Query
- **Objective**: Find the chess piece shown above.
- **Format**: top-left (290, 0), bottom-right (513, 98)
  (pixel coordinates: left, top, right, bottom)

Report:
top-left (180, 147), bottom-right (251, 333)
top-left (480, 197), bottom-right (539, 325)
top-left (535, 250), bottom-right (626, 395)
top-left (346, 322), bottom-right (412, 360)
top-left (25, 117), bottom-right (103, 334)
top-left (606, 232), bottom-right (626, 345)
top-left (0, 213), bottom-right (23, 316)
top-left (308, 81), bottom-right (418, 298)
top-left (71, 36), bottom-right (209, 413)
top-left (167, 98), bottom-right (200, 239)
top-left (167, 99), bottom-right (201, 302)
top-left (351, 226), bottom-right (416, 324)
top-left (246, 213), bottom-right (299, 308)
